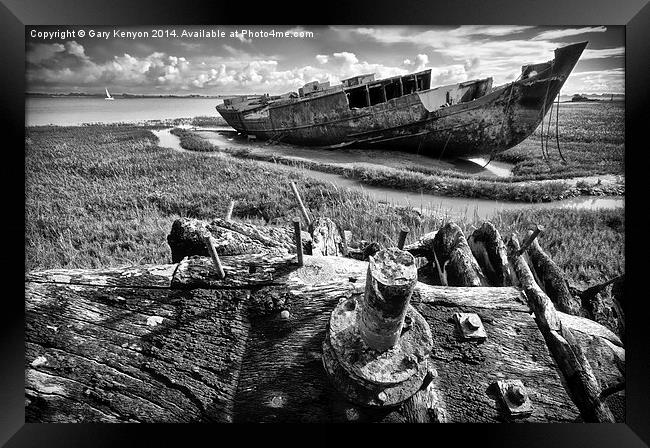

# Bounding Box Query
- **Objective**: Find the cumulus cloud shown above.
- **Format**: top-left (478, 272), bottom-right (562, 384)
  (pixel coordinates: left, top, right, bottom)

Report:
top-left (345, 25), bottom-right (623, 89)
top-left (27, 41), bottom-right (193, 91)
top-left (415, 54), bottom-right (429, 70)
top-left (332, 52), bottom-right (359, 64)
top-left (562, 68), bottom-right (624, 94)
top-left (25, 26), bottom-right (624, 95)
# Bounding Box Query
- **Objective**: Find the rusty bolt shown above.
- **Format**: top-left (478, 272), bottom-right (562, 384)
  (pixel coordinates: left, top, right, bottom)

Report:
top-left (507, 384), bottom-right (526, 406)
top-left (465, 314), bottom-right (481, 330)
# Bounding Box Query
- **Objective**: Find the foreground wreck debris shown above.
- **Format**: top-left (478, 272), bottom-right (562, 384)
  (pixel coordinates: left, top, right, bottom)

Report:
top-left (25, 185), bottom-right (625, 423)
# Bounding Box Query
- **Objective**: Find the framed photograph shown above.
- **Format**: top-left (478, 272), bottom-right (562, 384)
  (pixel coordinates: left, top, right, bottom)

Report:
top-left (4, 0), bottom-right (648, 445)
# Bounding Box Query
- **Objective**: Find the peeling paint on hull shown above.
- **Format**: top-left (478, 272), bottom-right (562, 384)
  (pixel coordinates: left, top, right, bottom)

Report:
top-left (216, 42), bottom-right (587, 158)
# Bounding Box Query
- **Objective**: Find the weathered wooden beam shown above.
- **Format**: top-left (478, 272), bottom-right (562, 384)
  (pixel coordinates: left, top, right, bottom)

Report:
top-left (308, 217), bottom-right (347, 257)
top-left (25, 282), bottom-right (251, 423)
top-left (25, 264), bottom-right (176, 289)
top-left (404, 231), bottom-right (437, 260)
top-left (526, 231), bottom-right (581, 315)
top-left (171, 254), bottom-right (297, 289)
top-left (506, 234), bottom-right (615, 423)
top-left (468, 222), bottom-right (512, 287)
top-left (26, 253), bottom-right (596, 423)
top-left (579, 274), bottom-right (625, 338)
top-left (433, 223), bottom-right (488, 287)
top-left (166, 217), bottom-right (297, 263)
top-left (359, 248), bottom-right (418, 351)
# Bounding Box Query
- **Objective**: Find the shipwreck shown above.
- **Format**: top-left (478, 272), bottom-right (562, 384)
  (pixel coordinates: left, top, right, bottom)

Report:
top-left (216, 41), bottom-right (587, 158)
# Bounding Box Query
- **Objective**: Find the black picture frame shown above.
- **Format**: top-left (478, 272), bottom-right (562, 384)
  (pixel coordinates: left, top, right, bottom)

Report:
top-left (3, 0), bottom-right (648, 445)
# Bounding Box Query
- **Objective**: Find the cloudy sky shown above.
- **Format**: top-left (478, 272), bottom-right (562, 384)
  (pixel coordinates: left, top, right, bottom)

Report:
top-left (25, 25), bottom-right (624, 95)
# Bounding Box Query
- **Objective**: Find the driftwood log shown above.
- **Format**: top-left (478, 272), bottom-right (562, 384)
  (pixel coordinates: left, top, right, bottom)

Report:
top-left (432, 223), bottom-right (488, 287)
top-left (579, 275), bottom-right (625, 339)
top-left (506, 235), bottom-right (616, 423)
top-left (167, 217), bottom-right (310, 262)
top-left (308, 217), bottom-right (348, 257)
top-left (525, 231), bottom-right (581, 315)
top-left (468, 222), bottom-right (513, 287)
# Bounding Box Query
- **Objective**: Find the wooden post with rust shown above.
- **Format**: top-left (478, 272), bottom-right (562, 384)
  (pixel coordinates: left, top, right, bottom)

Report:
top-left (293, 218), bottom-right (304, 267)
top-left (290, 182), bottom-right (311, 226)
top-left (359, 248), bottom-right (418, 351)
top-left (203, 235), bottom-right (225, 279)
top-left (506, 234), bottom-right (615, 422)
top-left (225, 200), bottom-right (235, 222)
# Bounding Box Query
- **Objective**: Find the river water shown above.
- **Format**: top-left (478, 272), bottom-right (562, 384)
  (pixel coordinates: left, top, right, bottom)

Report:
top-left (152, 128), bottom-right (623, 219)
top-left (26, 97), bottom-right (223, 126)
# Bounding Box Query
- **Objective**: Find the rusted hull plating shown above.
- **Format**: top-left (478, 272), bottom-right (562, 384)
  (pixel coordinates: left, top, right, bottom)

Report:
top-left (216, 42), bottom-right (587, 158)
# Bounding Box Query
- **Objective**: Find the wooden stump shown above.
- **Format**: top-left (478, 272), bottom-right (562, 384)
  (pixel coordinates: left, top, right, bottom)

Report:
top-left (468, 222), bottom-right (512, 287)
top-left (433, 223), bottom-right (488, 287)
top-left (308, 217), bottom-right (347, 257)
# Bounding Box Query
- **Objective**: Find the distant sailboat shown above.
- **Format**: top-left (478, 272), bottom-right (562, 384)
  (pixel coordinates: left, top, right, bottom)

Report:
top-left (104, 88), bottom-right (115, 101)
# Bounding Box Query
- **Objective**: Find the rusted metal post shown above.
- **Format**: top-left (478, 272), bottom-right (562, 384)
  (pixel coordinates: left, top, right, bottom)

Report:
top-left (293, 218), bottom-right (304, 267)
top-left (359, 248), bottom-right (418, 351)
top-left (517, 224), bottom-right (545, 256)
top-left (203, 235), bottom-right (225, 279)
top-left (290, 182), bottom-right (311, 226)
top-left (397, 227), bottom-right (409, 250)
top-left (225, 200), bottom-right (235, 222)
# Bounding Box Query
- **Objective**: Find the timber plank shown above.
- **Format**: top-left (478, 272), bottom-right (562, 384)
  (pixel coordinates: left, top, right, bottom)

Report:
top-left (25, 264), bottom-right (176, 289)
top-left (25, 282), bottom-right (250, 422)
top-left (415, 303), bottom-right (581, 422)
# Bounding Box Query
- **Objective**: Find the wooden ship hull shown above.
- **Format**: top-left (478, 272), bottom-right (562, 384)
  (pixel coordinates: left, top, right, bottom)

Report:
top-left (216, 42), bottom-right (588, 158)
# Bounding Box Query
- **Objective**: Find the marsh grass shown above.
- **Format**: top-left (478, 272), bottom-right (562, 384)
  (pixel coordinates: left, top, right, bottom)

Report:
top-left (494, 102), bottom-right (624, 179)
top-left (193, 140), bottom-right (574, 203)
top-left (170, 127), bottom-right (218, 152)
top-left (25, 125), bottom-right (624, 287)
top-left (184, 102), bottom-right (623, 202)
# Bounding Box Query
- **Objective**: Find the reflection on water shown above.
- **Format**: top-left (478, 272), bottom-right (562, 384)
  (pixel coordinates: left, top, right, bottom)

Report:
top-left (152, 128), bottom-right (623, 219)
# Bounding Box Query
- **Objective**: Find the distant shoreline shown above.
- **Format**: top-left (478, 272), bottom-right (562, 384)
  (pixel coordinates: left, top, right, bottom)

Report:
top-left (26, 93), bottom-right (231, 99)
top-left (25, 92), bottom-right (625, 100)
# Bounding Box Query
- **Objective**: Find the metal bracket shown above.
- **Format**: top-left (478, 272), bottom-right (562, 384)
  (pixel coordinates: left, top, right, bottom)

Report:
top-left (453, 312), bottom-right (487, 341)
top-left (494, 379), bottom-right (533, 417)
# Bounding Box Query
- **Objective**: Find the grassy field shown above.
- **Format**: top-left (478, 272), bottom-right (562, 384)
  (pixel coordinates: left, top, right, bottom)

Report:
top-left (494, 101), bottom-right (624, 179)
top-left (180, 102), bottom-right (624, 202)
top-left (25, 125), bottom-right (624, 288)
